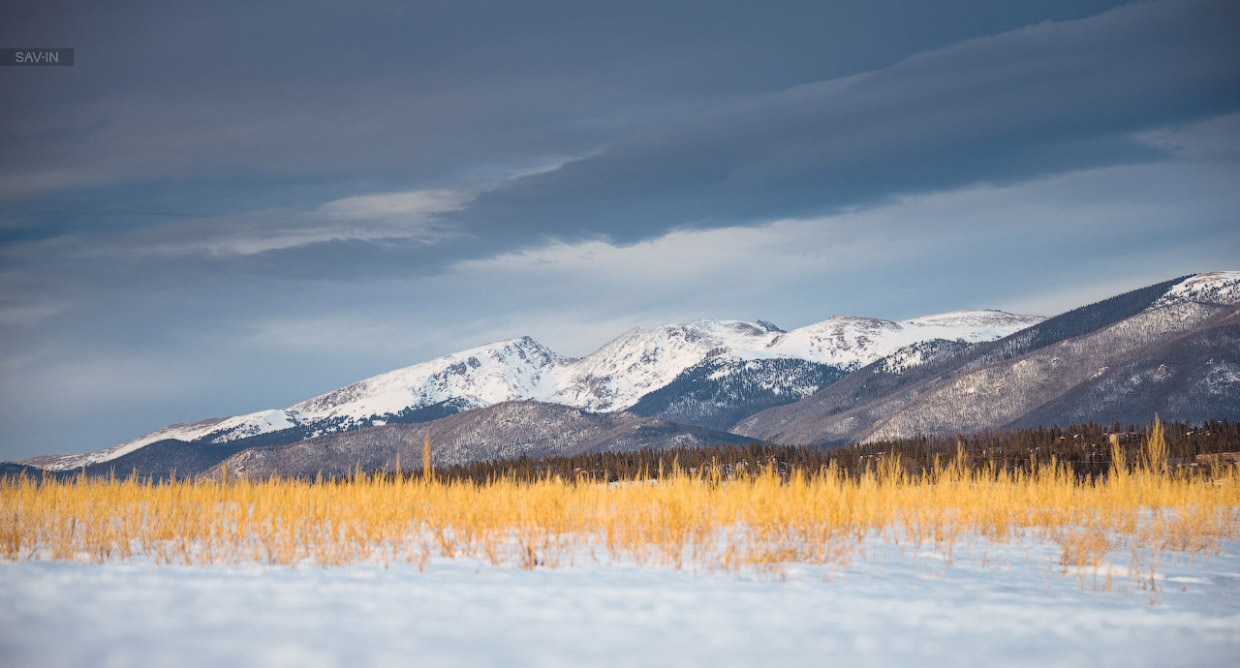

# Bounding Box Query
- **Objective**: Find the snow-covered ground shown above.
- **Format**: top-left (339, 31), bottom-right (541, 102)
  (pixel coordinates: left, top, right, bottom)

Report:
top-left (3, 535), bottom-right (1238, 667)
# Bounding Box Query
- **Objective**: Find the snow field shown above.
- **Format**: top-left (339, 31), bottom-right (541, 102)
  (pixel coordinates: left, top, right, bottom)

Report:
top-left (6, 436), bottom-right (1238, 665)
top-left (2, 533), bottom-right (1238, 668)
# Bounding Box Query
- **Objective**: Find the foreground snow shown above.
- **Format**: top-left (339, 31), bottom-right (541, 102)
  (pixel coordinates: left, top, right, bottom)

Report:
top-left (3, 535), bottom-right (1238, 667)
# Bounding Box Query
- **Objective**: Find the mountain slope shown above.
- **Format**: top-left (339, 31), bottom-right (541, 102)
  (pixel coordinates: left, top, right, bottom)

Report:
top-left (1007, 310), bottom-right (1240, 429)
top-left (865, 300), bottom-right (1237, 441)
top-left (212, 401), bottom-right (759, 480)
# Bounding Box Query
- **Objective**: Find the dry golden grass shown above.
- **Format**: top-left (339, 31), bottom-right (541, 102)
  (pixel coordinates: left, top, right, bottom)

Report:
top-left (2, 423), bottom-right (1237, 583)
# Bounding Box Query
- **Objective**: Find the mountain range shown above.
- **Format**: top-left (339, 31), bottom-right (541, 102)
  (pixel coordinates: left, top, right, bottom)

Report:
top-left (733, 272), bottom-right (1240, 444)
top-left (13, 271), bottom-right (1239, 478)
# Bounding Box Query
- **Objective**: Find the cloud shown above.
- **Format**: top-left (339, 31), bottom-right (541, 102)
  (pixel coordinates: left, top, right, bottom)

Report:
top-left (450, 0), bottom-right (1240, 247)
top-left (317, 190), bottom-right (469, 221)
top-left (448, 155), bottom-right (1240, 328)
top-left (7, 1), bottom-right (1227, 274)
top-left (0, 188), bottom-right (472, 260)
top-left (0, 302), bottom-right (64, 327)
top-left (1, 1), bottom-right (1136, 203)
top-left (1137, 112), bottom-right (1240, 161)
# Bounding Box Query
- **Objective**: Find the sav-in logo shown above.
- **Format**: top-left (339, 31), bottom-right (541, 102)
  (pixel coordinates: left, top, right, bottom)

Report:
top-left (2, 48), bottom-right (74, 66)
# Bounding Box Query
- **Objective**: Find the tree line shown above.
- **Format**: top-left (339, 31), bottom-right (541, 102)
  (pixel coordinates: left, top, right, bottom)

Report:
top-left (376, 419), bottom-right (1240, 484)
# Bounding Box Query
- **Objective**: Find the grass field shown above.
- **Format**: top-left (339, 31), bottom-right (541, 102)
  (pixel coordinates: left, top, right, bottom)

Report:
top-left (3, 424), bottom-right (1237, 585)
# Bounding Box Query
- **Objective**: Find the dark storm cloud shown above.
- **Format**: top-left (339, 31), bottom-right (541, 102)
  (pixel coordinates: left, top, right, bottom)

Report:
top-left (3, 0), bottom-right (1234, 285)
top-left (454, 0), bottom-right (1240, 247)
top-left (106, 0), bottom-right (1235, 283)
top-left (1, 0), bottom-right (1130, 201)
top-left (11, 0), bottom-right (1227, 283)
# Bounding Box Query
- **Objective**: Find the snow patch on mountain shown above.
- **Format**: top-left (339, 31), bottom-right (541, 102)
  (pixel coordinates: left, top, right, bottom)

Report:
top-left (765, 310), bottom-right (1041, 369)
top-left (291, 336), bottom-right (564, 426)
top-left (1151, 271), bottom-right (1240, 309)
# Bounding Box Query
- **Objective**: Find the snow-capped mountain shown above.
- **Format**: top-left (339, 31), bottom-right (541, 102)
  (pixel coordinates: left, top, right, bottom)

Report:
top-left (23, 309), bottom-right (1042, 471)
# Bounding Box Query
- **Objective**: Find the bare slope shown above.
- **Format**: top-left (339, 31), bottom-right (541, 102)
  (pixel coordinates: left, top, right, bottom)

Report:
top-left (865, 301), bottom-right (1237, 441)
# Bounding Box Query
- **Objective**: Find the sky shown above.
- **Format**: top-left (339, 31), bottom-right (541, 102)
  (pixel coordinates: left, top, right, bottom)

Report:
top-left (1, 0), bottom-right (1238, 460)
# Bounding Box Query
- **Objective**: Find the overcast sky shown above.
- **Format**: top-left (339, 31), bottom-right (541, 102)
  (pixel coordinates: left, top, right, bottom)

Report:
top-left (2, 0), bottom-right (1238, 460)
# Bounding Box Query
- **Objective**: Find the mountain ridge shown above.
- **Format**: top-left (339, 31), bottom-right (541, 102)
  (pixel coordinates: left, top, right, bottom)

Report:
top-left (21, 308), bottom-right (1041, 471)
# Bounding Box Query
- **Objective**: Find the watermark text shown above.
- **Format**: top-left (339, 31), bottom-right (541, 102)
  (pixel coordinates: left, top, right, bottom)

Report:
top-left (1, 49), bottom-right (75, 66)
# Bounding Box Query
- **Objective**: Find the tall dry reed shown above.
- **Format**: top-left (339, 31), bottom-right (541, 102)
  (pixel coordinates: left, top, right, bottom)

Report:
top-left (2, 422), bottom-right (1236, 581)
